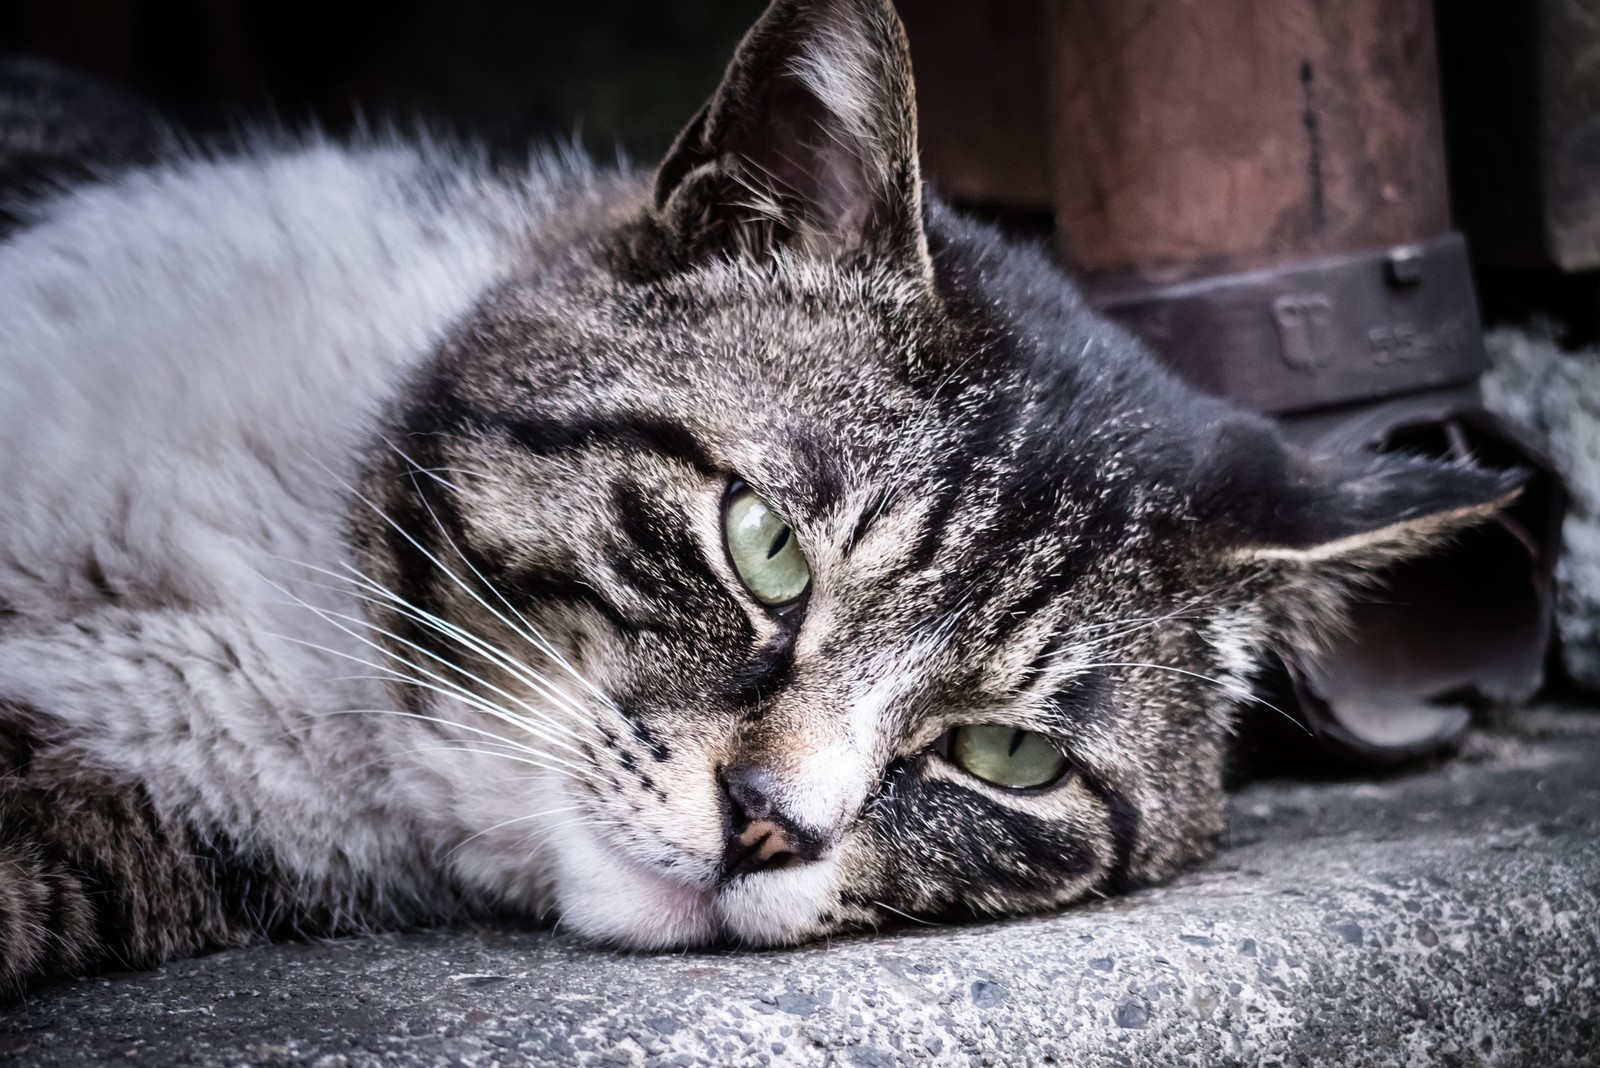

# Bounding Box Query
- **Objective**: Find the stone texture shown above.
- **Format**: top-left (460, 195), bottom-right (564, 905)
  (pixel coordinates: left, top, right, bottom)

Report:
top-left (3, 711), bottom-right (1596, 1067)
top-left (1540, 0), bottom-right (1600, 270)
top-left (1437, 0), bottom-right (1600, 270)
top-left (1484, 327), bottom-right (1600, 692)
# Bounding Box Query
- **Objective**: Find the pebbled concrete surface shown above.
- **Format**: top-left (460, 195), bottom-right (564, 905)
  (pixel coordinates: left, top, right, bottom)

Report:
top-left (3, 711), bottom-right (1597, 1068)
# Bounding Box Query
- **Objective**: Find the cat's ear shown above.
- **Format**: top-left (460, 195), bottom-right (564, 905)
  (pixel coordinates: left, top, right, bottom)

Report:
top-left (650, 0), bottom-right (931, 273)
top-left (1202, 421), bottom-right (1524, 567)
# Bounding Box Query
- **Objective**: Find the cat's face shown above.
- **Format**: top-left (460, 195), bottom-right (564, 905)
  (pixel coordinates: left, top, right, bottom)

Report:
top-left (355, 0), bottom-right (1515, 947)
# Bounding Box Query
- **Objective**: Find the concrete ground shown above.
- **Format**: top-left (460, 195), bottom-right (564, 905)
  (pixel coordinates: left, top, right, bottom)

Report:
top-left (2, 708), bottom-right (1596, 1068)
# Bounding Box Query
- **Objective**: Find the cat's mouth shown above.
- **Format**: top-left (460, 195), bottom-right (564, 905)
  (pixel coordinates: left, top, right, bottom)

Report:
top-left (552, 821), bottom-right (839, 949)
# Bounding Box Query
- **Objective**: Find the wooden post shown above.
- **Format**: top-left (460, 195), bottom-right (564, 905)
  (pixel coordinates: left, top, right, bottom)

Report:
top-left (1043, 0), bottom-right (1450, 292)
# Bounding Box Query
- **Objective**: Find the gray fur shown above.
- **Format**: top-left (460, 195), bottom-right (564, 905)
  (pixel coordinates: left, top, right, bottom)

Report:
top-left (0, 0), bottom-right (1515, 995)
top-left (1483, 326), bottom-right (1600, 692)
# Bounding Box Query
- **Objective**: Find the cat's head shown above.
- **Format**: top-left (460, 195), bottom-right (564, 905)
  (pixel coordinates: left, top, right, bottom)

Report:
top-left (355, 0), bottom-right (1517, 946)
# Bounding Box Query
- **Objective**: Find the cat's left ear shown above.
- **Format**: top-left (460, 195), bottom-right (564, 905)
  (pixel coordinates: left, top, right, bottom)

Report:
top-left (1203, 421), bottom-right (1525, 567)
top-left (650, 0), bottom-right (931, 274)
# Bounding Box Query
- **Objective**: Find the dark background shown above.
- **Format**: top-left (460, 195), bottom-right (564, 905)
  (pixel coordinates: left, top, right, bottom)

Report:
top-left (0, 0), bottom-right (762, 159)
top-left (0, 1), bottom-right (1590, 320)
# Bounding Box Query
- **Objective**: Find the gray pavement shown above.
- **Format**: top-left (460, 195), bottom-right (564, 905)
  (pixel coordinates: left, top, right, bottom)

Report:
top-left (3, 709), bottom-right (1597, 1067)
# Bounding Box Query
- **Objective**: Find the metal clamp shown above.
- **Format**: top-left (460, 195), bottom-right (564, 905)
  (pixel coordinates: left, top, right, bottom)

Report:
top-left (1092, 232), bottom-right (1487, 415)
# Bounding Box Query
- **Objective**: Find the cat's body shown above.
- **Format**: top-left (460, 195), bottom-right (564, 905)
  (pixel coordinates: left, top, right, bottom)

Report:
top-left (0, 139), bottom-right (572, 959)
top-left (0, 0), bottom-right (1515, 997)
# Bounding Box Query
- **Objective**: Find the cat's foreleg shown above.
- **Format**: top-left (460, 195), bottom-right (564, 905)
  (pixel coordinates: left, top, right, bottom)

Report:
top-left (0, 709), bottom-right (262, 998)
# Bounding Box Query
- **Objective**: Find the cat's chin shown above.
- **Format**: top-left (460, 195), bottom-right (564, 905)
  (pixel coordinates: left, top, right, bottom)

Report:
top-left (714, 860), bottom-right (841, 947)
top-left (550, 825), bottom-right (722, 949)
top-left (547, 823), bottom-right (840, 949)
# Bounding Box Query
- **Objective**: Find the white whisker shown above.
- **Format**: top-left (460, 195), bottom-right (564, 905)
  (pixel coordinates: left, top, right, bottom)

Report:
top-left (1076, 660), bottom-right (1306, 733)
top-left (263, 620), bottom-right (592, 771)
top-left (384, 441), bottom-right (613, 705)
top-left (292, 449), bottom-right (604, 709)
top-left (509, 813), bottom-right (624, 859)
top-left (271, 587), bottom-right (588, 749)
top-left (871, 899), bottom-right (938, 927)
top-left (341, 741), bottom-right (584, 780)
top-left (261, 558), bottom-right (596, 739)
top-left (445, 804), bottom-right (589, 858)
top-left (262, 593), bottom-right (589, 762)
top-left (331, 575), bottom-right (596, 731)
top-left (316, 707), bottom-right (587, 780)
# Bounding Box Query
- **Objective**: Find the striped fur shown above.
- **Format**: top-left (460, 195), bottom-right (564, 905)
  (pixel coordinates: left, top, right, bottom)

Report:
top-left (0, 0), bottom-right (1516, 994)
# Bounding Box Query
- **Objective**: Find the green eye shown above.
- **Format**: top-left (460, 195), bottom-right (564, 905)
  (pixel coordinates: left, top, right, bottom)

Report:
top-left (950, 725), bottom-right (1069, 790)
top-left (724, 484), bottom-right (811, 607)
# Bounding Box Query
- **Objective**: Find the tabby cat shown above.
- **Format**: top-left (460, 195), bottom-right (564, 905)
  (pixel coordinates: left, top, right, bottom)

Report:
top-left (0, 0), bottom-right (1514, 996)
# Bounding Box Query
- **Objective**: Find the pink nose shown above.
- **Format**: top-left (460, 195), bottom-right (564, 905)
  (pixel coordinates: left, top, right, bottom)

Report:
top-left (718, 764), bottom-right (827, 881)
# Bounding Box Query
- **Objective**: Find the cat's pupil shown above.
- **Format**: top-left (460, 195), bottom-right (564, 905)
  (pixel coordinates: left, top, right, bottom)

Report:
top-left (765, 527), bottom-right (791, 560)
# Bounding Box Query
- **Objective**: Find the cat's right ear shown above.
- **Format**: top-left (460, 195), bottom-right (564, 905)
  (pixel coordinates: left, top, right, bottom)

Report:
top-left (647, 0), bottom-right (932, 276)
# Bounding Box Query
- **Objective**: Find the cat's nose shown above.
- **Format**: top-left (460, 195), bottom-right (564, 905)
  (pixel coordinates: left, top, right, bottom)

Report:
top-left (718, 764), bottom-right (827, 881)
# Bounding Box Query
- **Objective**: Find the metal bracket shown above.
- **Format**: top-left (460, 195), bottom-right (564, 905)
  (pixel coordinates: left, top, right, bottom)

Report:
top-left (1093, 232), bottom-right (1486, 415)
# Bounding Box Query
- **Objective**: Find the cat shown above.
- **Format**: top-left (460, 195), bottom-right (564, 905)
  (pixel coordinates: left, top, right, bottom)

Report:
top-left (0, 0), bottom-right (1516, 997)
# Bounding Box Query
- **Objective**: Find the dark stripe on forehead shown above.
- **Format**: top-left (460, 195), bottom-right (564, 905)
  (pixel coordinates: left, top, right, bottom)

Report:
top-left (985, 575), bottom-right (1063, 652)
top-left (500, 411), bottom-right (716, 475)
top-left (907, 406), bottom-right (1017, 573)
top-left (785, 426), bottom-right (847, 514)
top-left (509, 564), bottom-right (649, 635)
top-left (975, 488), bottom-right (1134, 652)
top-left (908, 473), bottom-right (969, 573)
top-left (1048, 668), bottom-right (1113, 719)
top-left (610, 481), bottom-right (714, 594)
